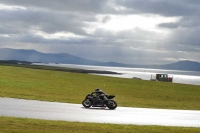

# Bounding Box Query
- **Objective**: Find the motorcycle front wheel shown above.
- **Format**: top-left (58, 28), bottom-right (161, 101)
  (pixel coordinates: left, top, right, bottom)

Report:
top-left (82, 99), bottom-right (92, 108)
top-left (106, 100), bottom-right (117, 109)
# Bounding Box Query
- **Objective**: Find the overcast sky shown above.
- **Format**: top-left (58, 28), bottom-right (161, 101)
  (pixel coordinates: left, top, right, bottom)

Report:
top-left (0, 0), bottom-right (200, 65)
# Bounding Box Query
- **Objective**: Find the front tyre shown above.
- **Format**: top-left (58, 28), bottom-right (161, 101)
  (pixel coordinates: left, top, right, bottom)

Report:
top-left (106, 100), bottom-right (117, 109)
top-left (82, 99), bottom-right (92, 108)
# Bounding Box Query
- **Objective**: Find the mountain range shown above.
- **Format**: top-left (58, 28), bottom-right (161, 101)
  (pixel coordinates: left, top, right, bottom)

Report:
top-left (0, 48), bottom-right (200, 71)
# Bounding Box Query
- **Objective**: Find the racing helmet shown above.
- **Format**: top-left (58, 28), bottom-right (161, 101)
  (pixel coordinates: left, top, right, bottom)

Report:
top-left (95, 88), bottom-right (100, 92)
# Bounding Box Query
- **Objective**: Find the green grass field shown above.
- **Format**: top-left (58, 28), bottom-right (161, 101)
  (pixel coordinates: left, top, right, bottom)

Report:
top-left (0, 64), bottom-right (200, 133)
top-left (1, 117), bottom-right (200, 133)
top-left (0, 65), bottom-right (200, 110)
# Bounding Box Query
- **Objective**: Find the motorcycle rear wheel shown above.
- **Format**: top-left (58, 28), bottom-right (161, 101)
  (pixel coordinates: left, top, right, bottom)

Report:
top-left (82, 99), bottom-right (92, 108)
top-left (106, 100), bottom-right (117, 109)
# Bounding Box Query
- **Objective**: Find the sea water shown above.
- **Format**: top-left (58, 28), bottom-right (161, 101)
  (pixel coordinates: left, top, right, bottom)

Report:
top-left (34, 63), bottom-right (200, 86)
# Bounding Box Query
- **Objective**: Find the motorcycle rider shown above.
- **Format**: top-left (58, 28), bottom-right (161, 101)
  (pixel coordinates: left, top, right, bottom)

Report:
top-left (92, 88), bottom-right (108, 102)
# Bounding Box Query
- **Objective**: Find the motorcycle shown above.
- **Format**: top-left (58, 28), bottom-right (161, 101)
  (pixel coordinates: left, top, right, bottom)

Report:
top-left (82, 93), bottom-right (117, 109)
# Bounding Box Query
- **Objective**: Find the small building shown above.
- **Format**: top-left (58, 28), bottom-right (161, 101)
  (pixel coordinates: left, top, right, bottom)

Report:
top-left (156, 74), bottom-right (173, 82)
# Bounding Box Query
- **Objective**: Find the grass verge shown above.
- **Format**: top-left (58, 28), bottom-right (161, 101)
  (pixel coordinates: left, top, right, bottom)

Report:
top-left (1, 116), bottom-right (200, 133)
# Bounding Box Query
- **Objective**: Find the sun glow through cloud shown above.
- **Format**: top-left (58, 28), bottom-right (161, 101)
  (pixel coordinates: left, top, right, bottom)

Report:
top-left (97, 15), bottom-right (179, 32)
top-left (35, 31), bottom-right (85, 39)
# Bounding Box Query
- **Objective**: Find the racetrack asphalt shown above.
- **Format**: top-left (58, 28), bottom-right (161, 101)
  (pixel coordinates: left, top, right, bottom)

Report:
top-left (0, 97), bottom-right (200, 127)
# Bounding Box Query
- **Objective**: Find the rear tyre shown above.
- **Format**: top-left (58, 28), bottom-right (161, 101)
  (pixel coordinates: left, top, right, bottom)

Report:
top-left (106, 100), bottom-right (117, 109)
top-left (82, 99), bottom-right (92, 108)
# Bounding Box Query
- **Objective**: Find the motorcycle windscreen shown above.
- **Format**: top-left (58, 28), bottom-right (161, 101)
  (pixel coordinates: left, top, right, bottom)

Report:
top-left (107, 95), bottom-right (115, 99)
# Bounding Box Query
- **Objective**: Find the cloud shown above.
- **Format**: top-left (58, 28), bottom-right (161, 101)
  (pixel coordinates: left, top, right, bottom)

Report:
top-left (0, 0), bottom-right (200, 64)
top-left (0, 0), bottom-right (111, 14)
top-left (116, 0), bottom-right (200, 16)
top-left (158, 22), bottom-right (179, 29)
top-left (101, 15), bottom-right (111, 23)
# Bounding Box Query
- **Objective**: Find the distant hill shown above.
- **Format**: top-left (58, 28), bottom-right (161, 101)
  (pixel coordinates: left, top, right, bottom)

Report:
top-left (0, 48), bottom-right (200, 71)
top-left (0, 48), bottom-right (105, 66)
top-left (158, 60), bottom-right (200, 71)
top-left (132, 60), bottom-right (200, 71)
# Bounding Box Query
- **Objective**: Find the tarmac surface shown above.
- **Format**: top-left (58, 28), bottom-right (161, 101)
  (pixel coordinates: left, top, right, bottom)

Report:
top-left (0, 97), bottom-right (200, 127)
